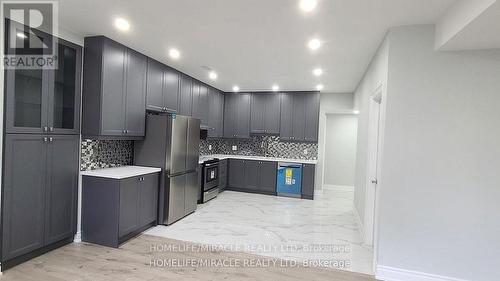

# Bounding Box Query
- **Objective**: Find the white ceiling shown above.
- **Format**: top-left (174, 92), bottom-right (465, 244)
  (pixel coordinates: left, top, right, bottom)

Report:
top-left (58, 0), bottom-right (456, 93)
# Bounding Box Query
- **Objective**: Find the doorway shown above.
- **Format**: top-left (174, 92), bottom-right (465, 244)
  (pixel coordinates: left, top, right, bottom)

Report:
top-left (323, 114), bottom-right (358, 189)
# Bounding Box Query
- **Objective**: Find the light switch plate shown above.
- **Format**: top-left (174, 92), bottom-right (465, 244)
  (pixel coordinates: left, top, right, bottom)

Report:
top-left (232, 145), bottom-right (237, 151)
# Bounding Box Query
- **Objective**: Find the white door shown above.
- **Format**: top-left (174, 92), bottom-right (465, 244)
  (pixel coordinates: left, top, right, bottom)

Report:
top-left (364, 88), bottom-right (383, 247)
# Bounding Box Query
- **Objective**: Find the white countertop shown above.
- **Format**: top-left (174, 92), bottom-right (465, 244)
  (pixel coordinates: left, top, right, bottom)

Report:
top-left (80, 166), bottom-right (161, 179)
top-left (199, 154), bottom-right (317, 165)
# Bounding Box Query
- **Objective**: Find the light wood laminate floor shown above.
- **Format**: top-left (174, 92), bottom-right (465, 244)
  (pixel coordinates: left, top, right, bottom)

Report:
top-left (0, 235), bottom-right (376, 281)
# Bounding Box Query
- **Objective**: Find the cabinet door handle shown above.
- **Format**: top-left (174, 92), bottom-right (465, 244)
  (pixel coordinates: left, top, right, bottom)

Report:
top-left (49, 137), bottom-right (53, 142)
top-left (43, 126), bottom-right (48, 132)
top-left (49, 127), bottom-right (54, 132)
top-left (43, 137), bottom-right (48, 142)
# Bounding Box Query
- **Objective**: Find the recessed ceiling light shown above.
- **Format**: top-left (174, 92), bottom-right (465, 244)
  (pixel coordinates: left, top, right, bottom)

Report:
top-left (114, 18), bottom-right (130, 32)
top-left (299, 0), bottom-right (317, 12)
top-left (209, 71), bottom-right (218, 80)
top-left (316, 84), bottom-right (324, 91)
top-left (169, 48), bottom-right (180, 59)
top-left (233, 86), bottom-right (240, 92)
top-left (308, 38), bottom-right (321, 50)
top-left (313, 68), bottom-right (323, 76)
top-left (353, 110), bottom-right (360, 114)
top-left (272, 85), bottom-right (279, 92)
top-left (16, 32), bottom-right (27, 39)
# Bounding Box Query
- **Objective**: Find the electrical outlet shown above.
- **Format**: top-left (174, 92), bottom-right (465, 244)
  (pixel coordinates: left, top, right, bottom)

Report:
top-left (232, 145), bottom-right (237, 151)
top-left (303, 149), bottom-right (308, 155)
top-left (208, 145), bottom-right (212, 150)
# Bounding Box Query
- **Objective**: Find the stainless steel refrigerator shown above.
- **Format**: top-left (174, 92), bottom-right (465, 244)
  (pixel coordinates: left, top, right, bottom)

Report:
top-left (134, 113), bottom-right (200, 225)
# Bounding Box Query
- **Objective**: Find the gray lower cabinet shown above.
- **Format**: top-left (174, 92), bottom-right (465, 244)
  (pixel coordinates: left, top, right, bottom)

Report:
top-left (82, 36), bottom-right (147, 139)
top-left (228, 159), bottom-right (245, 189)
top-left (219, 159), bottom-right (228, 191)
top-left (146, 59), bottom-right (180, 113)
top-left (280, 92), bottom-right (320, 142)
top-left (82, 172), bottom-right (159, 248)
top-left (2, 134), bottom-right (79, 262)
top-left (250, 93), bottom-right (281, 134)
top-left (224, 93), bottom-right (251, 138)
top-left (259, 161), bottom-right (277, 194)
top-left (302, 164), bottom-right (316, 200)
top-left (244, 160), bottom-right (260, 191)
top-left (227, 159), bottom-right (277, 194)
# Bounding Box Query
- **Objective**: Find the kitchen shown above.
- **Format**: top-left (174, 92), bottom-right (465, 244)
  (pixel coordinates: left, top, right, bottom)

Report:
top-left (2, 1), bottom-right (498, 281)
top-left (1, 10), bottom-right (329, 278)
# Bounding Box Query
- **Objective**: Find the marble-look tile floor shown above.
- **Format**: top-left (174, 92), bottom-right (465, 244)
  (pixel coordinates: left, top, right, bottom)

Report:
top-left (145, 188), bottom-right (374, 275)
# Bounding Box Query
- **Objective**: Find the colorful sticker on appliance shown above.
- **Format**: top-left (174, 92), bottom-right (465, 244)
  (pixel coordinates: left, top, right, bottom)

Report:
top-left (285, 168), bottom-right (295, 185)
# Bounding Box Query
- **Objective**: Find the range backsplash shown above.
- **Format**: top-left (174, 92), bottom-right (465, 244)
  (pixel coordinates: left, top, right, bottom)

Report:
top-left (200, 136), bottom-right (318, 160)
top-left (81, 139), bottom-right (134, 171)
top-left (81, 135), bottom-right (317, 171)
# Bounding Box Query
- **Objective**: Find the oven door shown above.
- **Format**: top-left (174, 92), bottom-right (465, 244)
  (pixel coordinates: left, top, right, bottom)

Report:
top-left (203, 163), bottom-right (219, 191)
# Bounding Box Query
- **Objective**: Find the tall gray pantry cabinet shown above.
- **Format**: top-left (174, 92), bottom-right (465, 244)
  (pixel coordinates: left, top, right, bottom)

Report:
top-left (1, 24), bottom-right (82, 270)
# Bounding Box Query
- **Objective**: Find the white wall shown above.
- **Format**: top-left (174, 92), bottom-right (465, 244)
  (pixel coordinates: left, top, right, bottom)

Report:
top-left (353, 38), bottom-right (389, 225)
top-left (376, 25), bottom-right (500, 281)
top-left (315, 93), bottom-right (354, 190)
top-left (323, 114), bottom-right (358, 187)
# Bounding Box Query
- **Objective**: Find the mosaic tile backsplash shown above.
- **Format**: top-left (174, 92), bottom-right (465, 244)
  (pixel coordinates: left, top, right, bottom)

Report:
top-left (81, 135), bottom-right (317, 171)
top-left (200, 136), bottom-right (318, 160)
top-left (80, 139), bottom-right (134, 171)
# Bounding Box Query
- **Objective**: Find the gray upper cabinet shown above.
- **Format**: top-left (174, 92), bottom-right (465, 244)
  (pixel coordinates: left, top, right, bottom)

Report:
top-left (199, 85), bottom-right (209, 128)
top-left (191, 82), bottom-right (201, 120)
top-left (5, 35), bottom-right (82, 135)
top-left (292, 93), bottom-right (306, 141)
top-left (178, 74), bottom-right (193, 116)
top-left (2, 134), bottom-right (79, 261)
top-left (146, 58), bottom-right (179, 113)
top-left (250, 93), bottom-right (281, 134)
top-left (145, 59), bottom-right (164, 112)
top-left (82, 36), bottom-right (147, 139)
top-left (279, 93), bottom-right (293, 141)
top-left (191, 82), bottom-right (209, 128)
top-left (164, 68), bottom-right (180, 112)
top-left (124, 49), bottom-right (148, 137)
top-left (304, 92), bottom-right (320, 142)
top-left (224, 93), bottom-right (251, 139)
top-left (280, 92), bottom-right (320, 142)
top-left (250, 94), bottom-right (265, 134)
top-left (208, 89), bottom-right (224, 138)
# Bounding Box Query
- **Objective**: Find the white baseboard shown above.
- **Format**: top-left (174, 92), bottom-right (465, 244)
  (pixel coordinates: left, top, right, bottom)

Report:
top-left (73, 231), bottom-right (82, 243)
top-left (323, 184), bottom-right (354, 191)
top-left (376, 265), bottom-right (470, 281)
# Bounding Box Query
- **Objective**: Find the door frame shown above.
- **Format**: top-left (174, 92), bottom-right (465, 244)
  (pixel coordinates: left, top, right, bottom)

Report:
top-left (364, 84), bottom-right (386, 273)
